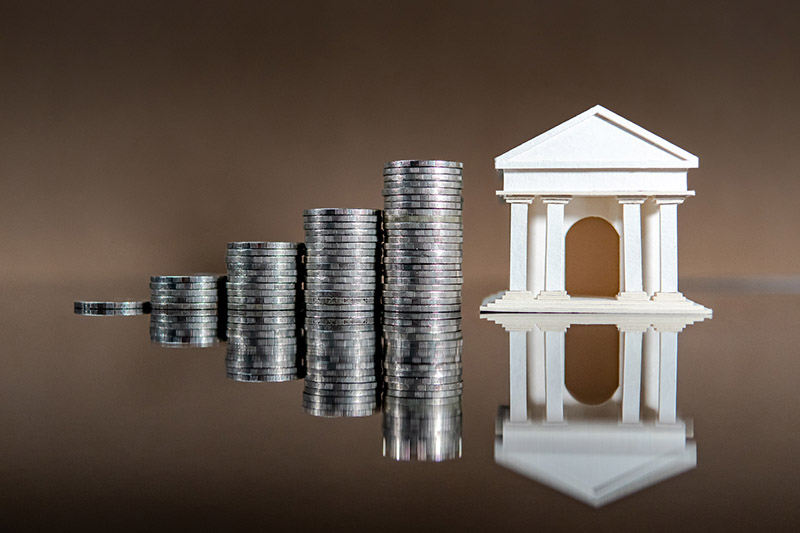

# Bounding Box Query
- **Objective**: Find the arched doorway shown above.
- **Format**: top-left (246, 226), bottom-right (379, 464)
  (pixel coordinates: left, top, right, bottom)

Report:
top-left (565, 217), bottom-right (619, 297)
top-left (565, 325), bottom-right (619, 405)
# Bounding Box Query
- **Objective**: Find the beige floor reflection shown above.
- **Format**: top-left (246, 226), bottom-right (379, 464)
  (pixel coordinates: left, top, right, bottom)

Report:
top-left (482, 312), bottom-right (708, 507)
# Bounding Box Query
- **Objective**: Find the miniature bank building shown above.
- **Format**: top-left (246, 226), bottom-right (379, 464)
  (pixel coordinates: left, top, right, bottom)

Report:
top-left (481, 106), bottom-right (713, 506)
top-left (481, 105), bottom-right (711, 315)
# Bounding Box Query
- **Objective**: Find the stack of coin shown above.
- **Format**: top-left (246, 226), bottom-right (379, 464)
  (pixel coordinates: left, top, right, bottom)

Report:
top-left (149, 275), bottom-right (224, 348)
top-left (302, 208), bottom-right (382, 417)
top-left (382, 393), bottom-right (463, 462)
top-left (74, 300), bottom-right (151, 316)
top-left (225, 242), bottom-right (304, 382)
top-left (382, 160), bottom-right (464, 400)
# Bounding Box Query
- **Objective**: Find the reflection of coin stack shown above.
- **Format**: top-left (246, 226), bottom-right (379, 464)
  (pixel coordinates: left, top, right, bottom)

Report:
top-left (149, 275), bottom-right (223, 348)
top-left (225, 242), bottom-right (304, 382)
top-left (382, 160), bottom-right (464, 400)
top-left (302, 208), bottom-right (382, 417)
top-left (382, 394), bottom-right (463, 461)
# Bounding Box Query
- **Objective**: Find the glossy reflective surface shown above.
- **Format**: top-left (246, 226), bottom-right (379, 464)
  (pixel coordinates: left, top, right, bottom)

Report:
top-left (3, 281), bottom-right (799, 530)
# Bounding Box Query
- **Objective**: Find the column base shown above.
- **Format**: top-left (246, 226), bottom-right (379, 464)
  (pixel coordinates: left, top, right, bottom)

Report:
top-left (537, 290), bottom-right (570, 300)
top-left (616, 291), bottom-right (649, 301)
top-left (502, 290), bottom-right (533, 301)
top-left (652, 291), bottom-right (686, 302)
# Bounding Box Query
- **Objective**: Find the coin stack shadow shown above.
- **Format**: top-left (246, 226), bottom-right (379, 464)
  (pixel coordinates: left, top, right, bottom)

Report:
top-left (302, 208), bottom-right (383, 417)
top-left (149, 275), bottom-right (225, 348)
top-left (225, 242), bottom-right (305, 382)
top-left (382, 394), bottom-right (463, 461)
top-left (381, 160), bottom-right (464, 407)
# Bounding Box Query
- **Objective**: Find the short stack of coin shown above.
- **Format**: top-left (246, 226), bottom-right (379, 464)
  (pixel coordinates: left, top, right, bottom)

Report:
top-left (225, 242), bottom-right (304, 382)
top-left (382, 160), bottom-right (464, 400)
top-left (382, 394), bottom-right (463, 462)
top-left (149, 275), bottom-right (224, 348)
top-left (74, 300), bottom-right (151, 316)
top-left (302, 208), bottom-right (382, 417)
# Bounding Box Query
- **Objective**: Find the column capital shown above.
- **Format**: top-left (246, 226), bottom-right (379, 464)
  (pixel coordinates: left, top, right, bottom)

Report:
top-left (617, 195), bottom-right (647, 204)
top-left (654, 196), bottom-right (686, 206)
top-left (497, 191), bottom-right (535, 204)
top-left (541, 195), bottom-right (571, 205)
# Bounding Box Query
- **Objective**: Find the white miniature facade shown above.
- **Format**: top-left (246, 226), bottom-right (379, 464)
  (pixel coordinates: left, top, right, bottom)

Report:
top-left (487, 312), bottom-right (704, 506)
top-left (481, 105), bottom-right (711, 315)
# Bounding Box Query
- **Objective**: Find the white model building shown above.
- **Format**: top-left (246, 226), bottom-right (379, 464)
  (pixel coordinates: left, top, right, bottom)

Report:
top-left (487, 312), bottom-right (704, 507)
top-left (481, 105), bottom-right (711, 315)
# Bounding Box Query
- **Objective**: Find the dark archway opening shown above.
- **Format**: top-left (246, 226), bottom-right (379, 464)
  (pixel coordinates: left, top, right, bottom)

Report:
top-left (565, 217), bottom-right (619, 297)
top-left (565, 325), bottom-right (619, 405)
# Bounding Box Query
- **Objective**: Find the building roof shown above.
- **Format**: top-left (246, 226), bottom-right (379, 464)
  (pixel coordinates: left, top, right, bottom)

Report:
top-left (495, 105), bottom-right (699, 170)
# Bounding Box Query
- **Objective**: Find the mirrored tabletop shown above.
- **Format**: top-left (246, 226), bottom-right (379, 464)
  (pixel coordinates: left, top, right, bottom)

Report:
top-left (2, 281), bottom-right (798, 530)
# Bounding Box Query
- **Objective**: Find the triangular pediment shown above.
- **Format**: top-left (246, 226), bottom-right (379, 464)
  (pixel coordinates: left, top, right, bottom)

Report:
top-left (496, 442), bottom-right (697, 507)
top-left (496, 105), bottom-right (698, 170)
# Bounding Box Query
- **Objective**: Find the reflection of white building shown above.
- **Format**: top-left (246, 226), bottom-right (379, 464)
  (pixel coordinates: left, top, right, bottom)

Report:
top-left (481, 105), bottom-right (711, 315)
top-left (486, 313), bottom-right (706, 507)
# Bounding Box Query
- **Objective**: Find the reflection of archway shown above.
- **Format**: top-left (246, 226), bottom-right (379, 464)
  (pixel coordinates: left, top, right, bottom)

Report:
top-left (566, 217), bottom-right (619, 297)
top-left (565, 325), bottom-right (619, 405)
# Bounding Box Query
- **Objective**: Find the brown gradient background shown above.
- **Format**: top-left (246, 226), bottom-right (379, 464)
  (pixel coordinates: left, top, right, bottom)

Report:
top-left (1, 0), bottom-right (799, 287)
top-left (2, 1), bottom-right (800, 531)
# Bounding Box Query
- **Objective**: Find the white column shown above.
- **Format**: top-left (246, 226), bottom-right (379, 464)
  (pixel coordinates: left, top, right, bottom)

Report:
top-left (543, 326), bottom-right (567, 423)
top-left (642, 198), bottom-right (660, 297)
top-left (538, 196), bottom-right (571, 299)
top-left (509, 330), bottom-right (528, 422)
top-left (527, 197), bottom-right (546, 297)
top-left (642, 327), bottom-right (660, 413)
top-left (508, 198), bottom-right (533, 293)
top-left (657, 330), bottom-right (679, 424)
top-left (617, 196), bottom-right (648, 300)
top-left (528, 325), bottom-right (546, 406)
top-left (620, 327), bottom-right (646, 423)
top-left (654, 197), bottom-right (685, 300)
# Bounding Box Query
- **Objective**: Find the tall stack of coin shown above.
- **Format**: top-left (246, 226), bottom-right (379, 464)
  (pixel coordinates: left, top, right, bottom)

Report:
top-left (302, 208), bottom-right (382, 417)
top-left (382, 160), bottom-right (464, 401)
top-left (225, 242), bottom-right (304, 382)
top-left (149, 275), bottom-right (224, 348)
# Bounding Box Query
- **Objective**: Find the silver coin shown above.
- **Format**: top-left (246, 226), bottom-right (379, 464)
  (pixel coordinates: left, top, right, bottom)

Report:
top-left (383, 309), bottom-right (462, 318)
top-left (384, 202), bottom-right (463, 211)
top-left (383, 288), bottom-right (461, 297)
top-left (305, 329), bottom-right (378, 339)
top-left (228, 374), bottom-right (302, 383)
top-left (385, 361), bottom-right (462, 372)
top-left (384, 215), bottom-right (462, 225)
top-left (384, 160), bottom-right (462, 169)
top-left (304, 241), bottom-right (379, 249)
top-left (303, 221), bottom-right (380, 228)
top-left (383, 185), bottom-right (461, 195)
top-left (302, 215), bottom-right (381, 223)
top-left (383, 262), bottom-right (461, 270)
top-left (305, 255), bottom-right (378, 263)
top-left (226, 282), bottom-right (299, 290)
top-left (383, 166), bottom-right (462, 176)
top-left (225, 358), bottom-right (300, 368)
top-left (227, 295), bottom-right (297, 303)
top-left (150, 288), bottom-right (220, 297)
top-left (151, 296), bottom-right (219, 304)
top-left (150, 317), bottom-right (218, 326)
top-left (304, 236), bottom-right (381, 244)
top-left (151, 303), bottom-right (218, 311)
top-left (383, 176), bottom-right (462, 186)
top-left (227, 304), bottom-right (298, 312)
top-left (303, 228), bottom-right (381, 236)
top-left (226, 256), bottom-right (300, 265)
top-left (305, 265), bottom-right (379, 273)
top-left (303, 208), bottom-right (380, 216)
top-left (384, 257), bottom-right (461, 266)
top-left (382, 324), bottom-right (462, 334)
top-left (149, 282), bottom-right (219, 290)
top-left (303, 380), bottom-right (380, 392)
top-left (305, 274), bottom-right (378, 283)
top-left (227, 327), bottom-right (297, 337)
top-left (382, 299), bottom-right (462, 307)
top-left (385, 229), bottom-right (462, 238)
top-left (385, 236), bottom-right (463, 244)
top-left (226, 289), bottom-right (298, 297)
top-left (305, 285), bottom-right (378, 294)
top-left (227, 241), bottom-right (302, 250)
top-left (305, 314), bottom-right (377, 322)
top-left (150, 308), bottom-right (219, 317)
top-left (384, 222), bottom-right (461, 230)
top-left (304, 295), bottom-right (376, 305)
top-left (226, 276), bottom-right (299, 285)
top-left (384, 282), bottom-right (463, 291)
top-left (151, 274), bottom-right (222, 284)
top-left (385, 248), bottom-right (462, 257)
top-left (226, 269), bottom-right (299, 278)
top-left (226, 249), bottom-right (303, 258)
top-left (383, 268), bottom-right (463, 277)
